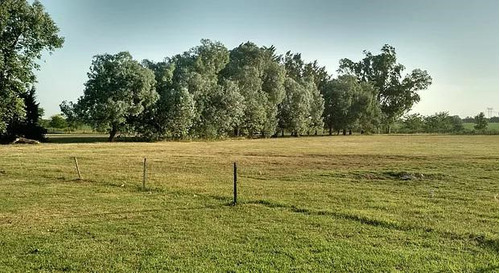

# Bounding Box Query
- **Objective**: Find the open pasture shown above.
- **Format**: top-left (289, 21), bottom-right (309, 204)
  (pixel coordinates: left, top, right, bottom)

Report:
top-left (0, 135), bottom-right (498, 272)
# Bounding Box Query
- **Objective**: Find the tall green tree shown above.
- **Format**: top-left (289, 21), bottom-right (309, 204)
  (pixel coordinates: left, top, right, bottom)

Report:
top-left (281, 51), bottom-right (327, 136)
top-left (7, 87), bottom-right (47, 140)
top-left (135, 59), bottom-right (196, 140)
top-left (305, 78), bottom-right (324, 135)
top-left (424, 112), bottom-right (453, 133)
top-left (0, 0), bottom-right (63, 139)
top-left (69, 52), bottom-right (157, 141)
top-left (168, 39), bottom-right (242, 138)
top-left (401, 114), bottom-right (425, 133)
top-left (278, 77), bottom-right (312, 136)
top-left (48, 114), bottom-right (67, 129)
top-left (323, 76), bottom-right (379, 135)
top-left (474, 112), bottom-right (488, 131)
top-left (338, 45), bottom-right (432, 133)
top-left (221, 42), bottom-right (286, 137)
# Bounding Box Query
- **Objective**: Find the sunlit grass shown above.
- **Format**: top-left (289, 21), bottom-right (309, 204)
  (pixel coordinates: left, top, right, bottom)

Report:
top-left (0, 135), bottom-right (498, 272)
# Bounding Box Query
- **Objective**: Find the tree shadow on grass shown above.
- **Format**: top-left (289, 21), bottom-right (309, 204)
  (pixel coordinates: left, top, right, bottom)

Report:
top-left (46, 134), bottom-right (140, 144)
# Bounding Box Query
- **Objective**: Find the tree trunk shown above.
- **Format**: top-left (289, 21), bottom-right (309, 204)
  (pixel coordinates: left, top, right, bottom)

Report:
top-left (281, 129), bottom-right (284, 137)
top-left (108, 126), bottom-right (117, 142)
top-left (314, 130), bottom-right (318, 136)
top-left (329, 126), bottom-right (332, 135)
top-left (343, 129), bottom-right (346, 135)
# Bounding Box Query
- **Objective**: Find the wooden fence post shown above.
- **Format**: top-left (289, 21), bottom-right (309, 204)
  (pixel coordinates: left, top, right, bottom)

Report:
top-left (143, 158), bottom-right (147, 190)
top-left (233, 162), bottom-right (237, 205)
top-left (73, 157), bottom-right (82, 180)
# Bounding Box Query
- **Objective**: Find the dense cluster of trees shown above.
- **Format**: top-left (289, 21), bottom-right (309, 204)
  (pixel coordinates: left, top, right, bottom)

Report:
top-left (0, 0), bottom-right (64, 142)
top-left (2, 0), bottom-right (496, 144)
top-left (61, 41), bottom-right (433, 141)
top-left (398, 112), bottom-right (492, 134)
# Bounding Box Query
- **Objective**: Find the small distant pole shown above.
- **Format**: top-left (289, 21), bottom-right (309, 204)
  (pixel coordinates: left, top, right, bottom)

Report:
top-left (233, 162), bottom-right (237, 205)
top-left (73, 157), bottom-right (82, 180)
top-left (143, 158), bottom-right (147, 191)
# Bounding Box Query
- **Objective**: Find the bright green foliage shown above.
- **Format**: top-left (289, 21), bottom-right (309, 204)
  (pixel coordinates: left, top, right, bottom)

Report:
top-left (0, 0), bottom-right (63, 137)
top-left (48, 114), bottom-right (67, 129)
top-left (306, 79), bottom-right (325, 135)
top-left (59, 100), bottom-right (82, 130)
top-left (400, 113), bottom-right (465, 134)
top-left (424, 112), bottom-right (464, 133)
top-left (279, 77), bottom-right (312, 136)
top-left (169, 40), bottom-right (237, 138)
top-left (227, 65), bottom-right (267, 136)
top-left (323, 76), bottom-right (380, 134)
top-left (135, 60), bottom-right (195, 140)
top-left (197, 80), bottom-right (245, 138)
top-left (221, 42), bottom-right (286, 137)
top-left (474, 112), bottom-right (489, 131)
top-left (280, 52), bottom-right (326, 136)
top-left (338, 45), bottom-right (432, 132)
top-left (449, 115), bottom-right (464, 132)
top-left (72, 52), bottom-right (158, 141)
top-left (165, 87), bottom-right (196, 139)
top-left (62, 41), bottom-right (438, 140)
top-left (401, 113), bottom-right (425, 133)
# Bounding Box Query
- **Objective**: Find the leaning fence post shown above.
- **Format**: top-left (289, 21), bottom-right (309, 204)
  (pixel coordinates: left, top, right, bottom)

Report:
top-left (233, 162), bottom-right (237, 205)
top-left (143, 158), bottom-right (147, 190)
top-left (73, 157), bottom-right (82, 180)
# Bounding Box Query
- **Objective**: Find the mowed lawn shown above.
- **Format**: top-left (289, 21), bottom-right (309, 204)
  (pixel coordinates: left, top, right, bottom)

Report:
top-left (0, 135), bottom-right (498, 272)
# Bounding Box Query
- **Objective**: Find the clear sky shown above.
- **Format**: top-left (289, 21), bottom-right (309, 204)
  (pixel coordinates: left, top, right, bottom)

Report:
top-left (34, 0), bottom-right (499, 118)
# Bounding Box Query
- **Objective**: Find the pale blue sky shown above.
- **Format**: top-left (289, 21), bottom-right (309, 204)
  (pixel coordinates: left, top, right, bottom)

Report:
top-left (35, 0), bottom-right (499, 118)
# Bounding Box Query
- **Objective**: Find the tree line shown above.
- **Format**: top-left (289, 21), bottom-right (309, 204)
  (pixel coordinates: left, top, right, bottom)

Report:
top-left (397, 112), bottom-right (495, 134)
top-left (59, 40), bottom-right (432, 141)
top-left (1, 1), bottom-right (436, 143)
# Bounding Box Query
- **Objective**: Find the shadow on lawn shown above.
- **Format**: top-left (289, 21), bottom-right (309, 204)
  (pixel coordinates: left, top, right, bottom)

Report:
top-left (46, 134), bottom-right (139, 144)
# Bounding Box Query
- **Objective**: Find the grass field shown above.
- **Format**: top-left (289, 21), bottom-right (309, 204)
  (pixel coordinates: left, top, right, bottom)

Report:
top-left (0, 135), bottom-right (498, 272)
top-left (463, 122), bottom-right (499, 133)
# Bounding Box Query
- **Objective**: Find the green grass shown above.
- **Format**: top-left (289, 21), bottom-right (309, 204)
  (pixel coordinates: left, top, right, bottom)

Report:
top-left (0, 135), bottom-right (498, 272)
top-left (463, 122), bottom-right (499, 132)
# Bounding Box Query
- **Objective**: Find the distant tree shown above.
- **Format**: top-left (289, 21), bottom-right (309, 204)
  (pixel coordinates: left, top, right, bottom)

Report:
top-left (402, 114), bottom-right (425, 133)
top-left (449, 115), bottom-right (464, 133)
top-left (0, 0), bottom-right (63, 140)
top-left (49, 114), bottom-right (67, 129)
top-left (489, 116), bottom-right (499, 123)
top-left (338, 45), bottom-right (432, 133)
top-left (424, 112), bottom-right (453, 133)
top-left (462, 116), bottom-right (475, 123)
top-left (69, 52), bottom-right (158, 141)
top-left (474, 112), bottom-right (488, 131)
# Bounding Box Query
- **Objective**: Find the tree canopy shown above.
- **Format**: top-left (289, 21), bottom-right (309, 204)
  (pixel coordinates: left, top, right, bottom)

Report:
top-left (64, 52), bottom-right (157, 141)
top-left (59, 40), bottom-right (438, 141)
top-left (0, 0), bottom-right (64, 141)
top-left (338, 45), bottom-right (432, 133)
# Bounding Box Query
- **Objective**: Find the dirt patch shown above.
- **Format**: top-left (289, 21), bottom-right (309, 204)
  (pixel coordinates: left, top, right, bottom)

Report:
top-left (352, 171), bottom-right (447, 181)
